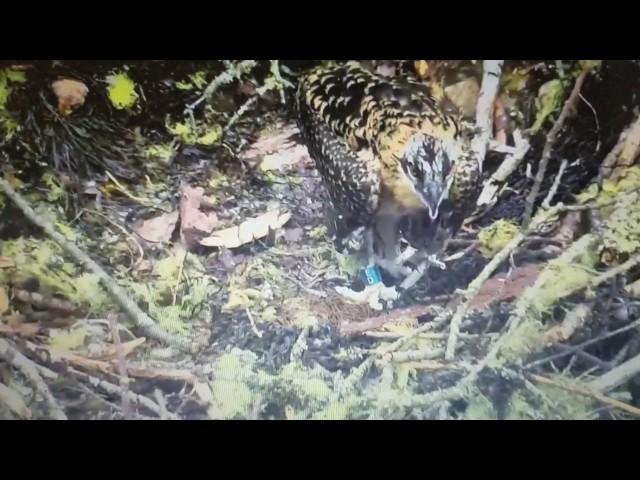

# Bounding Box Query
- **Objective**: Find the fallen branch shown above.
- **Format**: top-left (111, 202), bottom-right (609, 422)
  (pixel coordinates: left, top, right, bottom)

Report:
top-left (0, 381), bottom-right (32, 419)
top-left (589, 350), bottom-right (640, 394)
top-left (522, 69), bottom-right (591, 226)
top-left (0, 177), bottom-right (197, 353)
top-left (0, 338), bottom-right (67, 420)
top-left (529, 373), bottom-right (640, 418)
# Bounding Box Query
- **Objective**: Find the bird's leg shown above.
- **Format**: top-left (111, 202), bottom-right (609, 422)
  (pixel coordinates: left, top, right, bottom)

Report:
top-left (373, 216), bottom-right (413, 278)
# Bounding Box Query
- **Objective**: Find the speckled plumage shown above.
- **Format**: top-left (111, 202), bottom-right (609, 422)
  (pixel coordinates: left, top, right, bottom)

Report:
top-left (296, 62), bottom-right (480, 274)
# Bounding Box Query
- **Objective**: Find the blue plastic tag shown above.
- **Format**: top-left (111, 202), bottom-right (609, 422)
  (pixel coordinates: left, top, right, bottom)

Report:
top-left (364, 265), bottom-right (382, 285)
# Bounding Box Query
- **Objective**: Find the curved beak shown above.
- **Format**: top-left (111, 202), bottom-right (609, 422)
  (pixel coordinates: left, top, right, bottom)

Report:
top-left (421, 182), bottom-right (446, 220)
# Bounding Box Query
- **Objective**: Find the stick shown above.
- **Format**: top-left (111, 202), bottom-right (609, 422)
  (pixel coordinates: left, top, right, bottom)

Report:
top-left (477, 129), bottom-right (530, 206)
top-left (109, 314), bottom-right (132, 419)
top-left (522, 69), bottom-right (590, 226)
top-left (541, 158), bottom-right (569, 208)
top-left (0, 338), bottom-right (67, 420)
top-left (0, 177), bottom-right (196, 353)
top-left (589, 350), bottom-right (640, 394)
top-left (529, 373), bottom-right (640, 418)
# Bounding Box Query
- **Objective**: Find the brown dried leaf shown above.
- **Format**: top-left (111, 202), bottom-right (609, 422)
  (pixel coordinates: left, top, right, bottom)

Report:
top-left (133, 210), bottom-right (179, 243)
top-left (470, 263), bottom-right (542, 312)
top-left (0, 287), bottom-right (8, 314)
top-left (51, 78), bottom-right (88, 116)
top-left (179, 185), bottom-right (219, 250)
top-left (200, 210), bottom-right (291, 248)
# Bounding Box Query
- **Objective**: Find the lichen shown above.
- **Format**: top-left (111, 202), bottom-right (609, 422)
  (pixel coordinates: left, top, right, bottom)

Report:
top-left (478, 219), bottom-right (519, 258)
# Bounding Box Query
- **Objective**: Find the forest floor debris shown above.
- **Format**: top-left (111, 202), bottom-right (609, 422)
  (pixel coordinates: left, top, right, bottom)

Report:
top-left (2, 60), bottom-right (640, 419)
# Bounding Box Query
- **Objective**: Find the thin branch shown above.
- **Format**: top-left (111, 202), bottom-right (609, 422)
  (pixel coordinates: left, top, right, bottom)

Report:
top-left (542, 158), bottom-right (569, 208)
top-left (0, 338), bottom-right (67, 420)
top-left (477, 129), bottom-right (530, 206)
top-left (529, 373), bottom-right (640, 418)
top-left (589, 349), bottom-right (640, 394)
top-left (0, 177), bottom-right (197, 353)
top-left (522, 69), bottom-right (591, 226)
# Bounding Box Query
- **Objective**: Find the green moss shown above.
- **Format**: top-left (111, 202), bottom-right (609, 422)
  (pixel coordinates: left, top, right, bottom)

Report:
top-left (478, 219), bottom-right (519, 258)
top-left (530, 78), bottom-right (565, 134)
top-left (167, 121), bottom-right (222, 146)
top-left (106, 72), bottom-right (139, 110)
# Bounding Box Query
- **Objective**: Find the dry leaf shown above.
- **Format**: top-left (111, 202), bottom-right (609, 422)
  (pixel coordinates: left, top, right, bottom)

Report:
top-left (0, 256), bottom-right (14, 269)
top-left (179, 185), bottom-right (219, 250)
top-left (51, 78), bottom-right (89, 116)
top-left (0, 287), bottom-right (8, 315)
top-left (200, 210), bottom-right (291, 248)
top-left (133, 210), bottom-right (179, 243)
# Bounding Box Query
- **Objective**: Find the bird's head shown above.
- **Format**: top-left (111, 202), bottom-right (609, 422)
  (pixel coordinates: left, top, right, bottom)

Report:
top-left (399, 133), bottom-right (461, 220)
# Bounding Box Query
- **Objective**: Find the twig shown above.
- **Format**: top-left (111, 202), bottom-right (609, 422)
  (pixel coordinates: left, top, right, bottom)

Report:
top-left (153, 389), bottom-right (170, 420)
top-left (341, 310), bottom-right (452, 392)
top-left (388, 347), bottom-right (445, 363)
top-left (445, 230), bottom-right (527, 360)
top-left (522, 69), bottom-right (591, 226)
top-left (589, 349), bottom-right (640, 394)
top-left (529, 373), bottom-right (640, 418)
top-left (525, 317), bottom-right (640, 370)
top-left (0, 177), bottom-right (196, 353)
top-left (477, 130), bottom-right (530, 206)
top-left (184, 60), bottom-right (257, 114)
top-left (245, 307), bottom-right (263, 338)
top-left (109, 314), bottom-right (131, 419)
top-left (0, 338), bottom-right (67, 419)
top-left (69, 367), bottom-right (178, 419)
top-left (0, 381), bottom-right (32, 419)
top-left (541, 158), bottom-right (569, 208)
